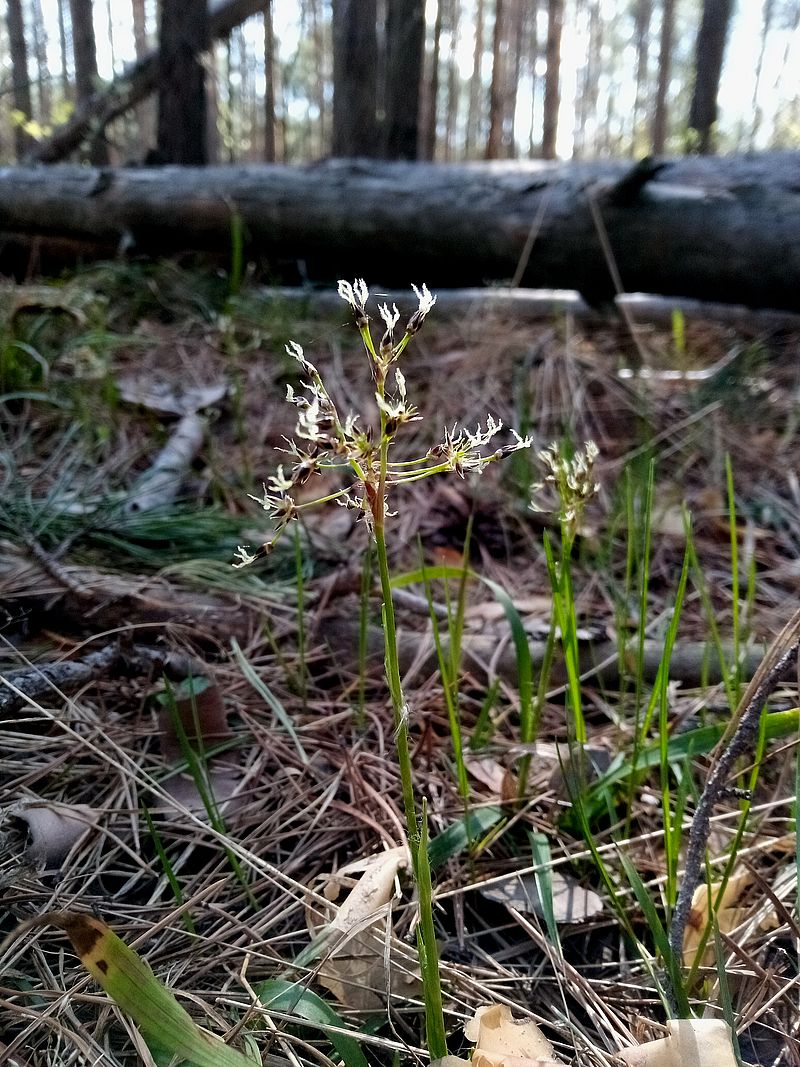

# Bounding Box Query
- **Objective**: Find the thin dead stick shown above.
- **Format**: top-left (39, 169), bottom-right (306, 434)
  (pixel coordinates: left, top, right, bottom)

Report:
top-left (668, 606), bottom-right (800, 1001)
top-left (0, 642), bottom-right (197, 714)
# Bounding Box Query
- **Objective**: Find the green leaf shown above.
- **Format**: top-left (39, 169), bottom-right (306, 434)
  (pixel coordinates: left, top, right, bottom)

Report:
top-left (254, 979), bottom-right (368, 1067)
top-left (428, 806), bottom-right (504, 869)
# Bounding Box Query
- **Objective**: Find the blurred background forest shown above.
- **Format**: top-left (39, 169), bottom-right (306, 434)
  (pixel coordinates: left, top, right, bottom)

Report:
top-left (2, 0), bottom-right (800, 171)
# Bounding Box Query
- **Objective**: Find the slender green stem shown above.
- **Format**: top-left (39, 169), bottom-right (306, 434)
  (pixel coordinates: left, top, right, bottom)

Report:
top-left (374, 519), bottom-right (417, 835)
top-left (371, 387), bottom-right (447, 1058)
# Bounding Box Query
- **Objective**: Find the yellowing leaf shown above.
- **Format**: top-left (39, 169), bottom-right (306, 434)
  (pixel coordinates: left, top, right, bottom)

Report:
top-left (48, 912), bottom-right (256, 1067)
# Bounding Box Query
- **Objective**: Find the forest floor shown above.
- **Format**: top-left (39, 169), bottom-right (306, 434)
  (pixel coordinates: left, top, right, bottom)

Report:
top-left (2, 261), bottom-right (800, 1067)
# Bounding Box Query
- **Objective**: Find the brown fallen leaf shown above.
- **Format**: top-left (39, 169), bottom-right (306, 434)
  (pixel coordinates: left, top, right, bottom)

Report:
top-left (311, 847), bottom-right (420, 1011)
top-left (11, 798), bottom-right (98, 870)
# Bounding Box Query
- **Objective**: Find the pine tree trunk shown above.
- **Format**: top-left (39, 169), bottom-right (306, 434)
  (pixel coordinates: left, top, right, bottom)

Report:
top-left (542, 0), bottom-right (564, 159)
top-left (486, 0), bottom-right (506, 158)
top-left (525, 0), bottom-right (539, 158)
top-left (57, 0), bottom-right (71, 100)
top-left (652, 0), bottom-right (674, 154)
top-left (308, 0), bottom-right (327, 156)
top-left (384, 0), bottom-right (425, 159)
top-left (687, 0), bottom-right (734, 153)
top-left (465, 0), bottom-right (484, 156)
top-left (30, 0), bottom-right (51, 123)
top-left (421, 0), bottom-right (443, 160)
top-left (750, 0), bottom-right (774, 150)
top-left (6, 0), bottom-right (34, 160)
top-left (69, 0), bottom-right (109, 163)
top-left (633, 0), bottom-right (652, 145)
top-left (505, 0), bottom-right (525, 157)
top-left (574, 0), bottom-right (602, 159)
top-left (5, 156), bottom-right (800, 313)
top-left (263, 0), bottom-right (276, 162)
top-left (443, 0), bottom-right (461, 161)
top-left (331, 0), bottom-right (378, 156)
top-left (157, 0), bottom-right (209, 164)
top-left (130, 0), bottom-right (154, 150)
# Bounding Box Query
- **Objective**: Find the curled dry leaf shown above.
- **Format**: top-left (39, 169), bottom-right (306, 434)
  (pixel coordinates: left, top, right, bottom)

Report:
top-left (11, 798), bottom-right (98, 869)
top-left (464, 1004), bottom-right (563, 1067)
top-left (312, 846), bottom-right (420, 1011)
top-left (617, 1019), bottom-right (738, 1067)
top-left (682, 871), bottom-right (753, 968)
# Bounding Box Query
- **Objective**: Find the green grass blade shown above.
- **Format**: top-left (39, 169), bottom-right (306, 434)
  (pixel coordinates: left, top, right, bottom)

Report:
top-left (231, 637), bottom-right (308, 763)
top-left (529, 831), bottom-right (561, 957)
top-left (479, 576), bottom-right (534, 745)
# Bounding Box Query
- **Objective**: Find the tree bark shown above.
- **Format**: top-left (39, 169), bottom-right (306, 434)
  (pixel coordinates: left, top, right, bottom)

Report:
top-left (331, 0), bottom-right (378, 156)
top-left (750, 0), bottom-right (774, 150)
top-left (27, 0), bottom-right (265, 164)
top-left (652, 0), bottom-right (675, 154)
top-left (633, 0), bottom-right (652, 143)
top-left (157, 0), bottom-right (208, 165)
top-left (485, 0), bottom-right (506, 158)
top-left (688, 0), bottom-right (734, 154)
top-left (263, 0), bottom-right (276, 162)
top-left (444, 0), bottom-right (462, 161)
top-left (30, 0), bottom-right (51, 123)
top-left (421, 0), bottom-right (443, 160)
top-left (2, 155), bottom-right (800, 312)
top-left (130, 0), bottom-right (154, 150)
top-left (57, 0), bottom-right (71, 101)
top-left (6, 0), bottom-right (34, 160)
top-left (384, 0), bottom-right (426, 160)
top-left (465, 0), bottom-right (485, 156)
top-left (69, 0), bottom-right (108, 164)
top-left (542, 0), bottom-right (564, 158)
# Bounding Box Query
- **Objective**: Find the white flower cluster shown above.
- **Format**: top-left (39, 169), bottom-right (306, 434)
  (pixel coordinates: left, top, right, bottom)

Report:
top-left (531, 440), bottom-right (600, 527)
top-left (234, 280), bottom-right (533, 567)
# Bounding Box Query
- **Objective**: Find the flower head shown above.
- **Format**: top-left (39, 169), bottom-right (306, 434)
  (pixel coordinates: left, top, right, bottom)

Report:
top-left (338, 278), bottom-right (370, 325)
top-left (531, 440), bottom-right (600, 530)
top-left (406, 283), bottom-right (437, 334)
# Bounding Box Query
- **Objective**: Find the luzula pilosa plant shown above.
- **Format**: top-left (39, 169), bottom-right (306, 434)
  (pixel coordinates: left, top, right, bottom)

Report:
top-left (234, 277), bottom-right (532, 836)
top-left (235, 280), bottom-right (532, 1052)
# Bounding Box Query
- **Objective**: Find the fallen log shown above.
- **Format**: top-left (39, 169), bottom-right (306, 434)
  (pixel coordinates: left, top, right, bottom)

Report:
top-left (1, 154), bottom-right (800, 311)
top-left (26, 0), bottom-right (264, 164)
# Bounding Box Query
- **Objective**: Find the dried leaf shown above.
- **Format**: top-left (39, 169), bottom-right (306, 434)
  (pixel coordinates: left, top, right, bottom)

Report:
top-left (480, 872), bottom-right (603, 924)
top-left (314, 847), bottom-right (420, 1011)
top-left (682, 871), bottom-right (753, 968)
top-left (465, 1004), bottom-right (563, 1067)
top-left (117, 375), bottom-right (227, 417)
top-left (467, 756), bottom-right (508, 794)
top-left (617, 1019), bottom-right (738, 1067)
top-left (12, 799), bottom-right (98, 869)
top-left (158, 678), bottom-right (231, 761)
